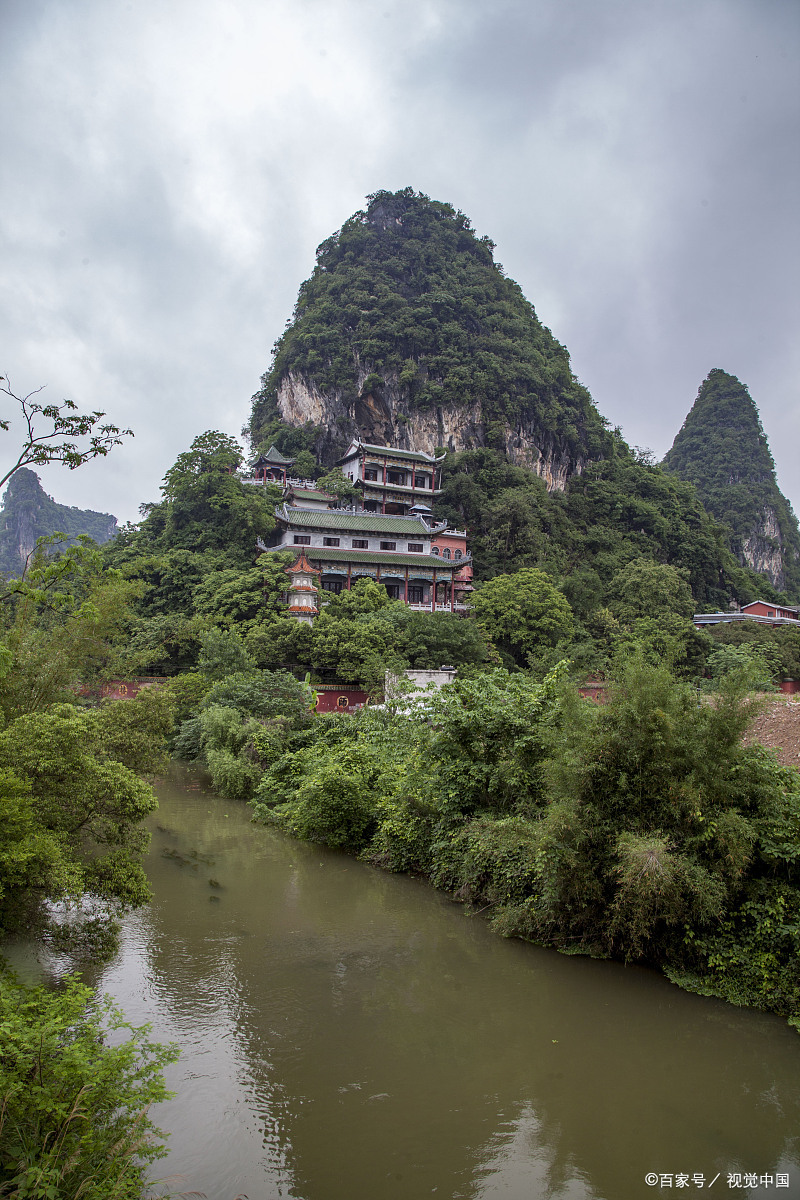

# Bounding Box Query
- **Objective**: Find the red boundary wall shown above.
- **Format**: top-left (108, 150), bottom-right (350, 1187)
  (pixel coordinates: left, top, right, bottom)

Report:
top-left (315, 685), bottom-right (370, 712)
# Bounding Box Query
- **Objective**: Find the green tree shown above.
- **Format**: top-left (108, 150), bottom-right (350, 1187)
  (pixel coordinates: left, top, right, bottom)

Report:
top-left (470, 568), bottom-right (574, 667)
top-left (0, 971), bottom-right (177, 1198)
top-left (0, 538), bottom-right (144, 723)
top-left (0, 376), bottom-right (132, 492)
top-left (315, 465), bottom-right (359, 501)
top-left (197, 627), bottom-right (257, 680)
top-left (0, 702), bottom-right (164, 933)
top-left (158, 430), bottom-right (277, 562)
top-left (608, 558), bottom-right (695, 623)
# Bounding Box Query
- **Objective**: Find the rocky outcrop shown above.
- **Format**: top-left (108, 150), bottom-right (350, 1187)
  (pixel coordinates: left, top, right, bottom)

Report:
top-left (277, 370), bottom-right (583, 492)
top-left (740, 506), bottom-right (790, 591)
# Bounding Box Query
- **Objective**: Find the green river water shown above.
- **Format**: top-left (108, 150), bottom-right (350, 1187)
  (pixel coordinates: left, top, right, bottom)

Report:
top-left (10, 769), bottom-right (800, 1199)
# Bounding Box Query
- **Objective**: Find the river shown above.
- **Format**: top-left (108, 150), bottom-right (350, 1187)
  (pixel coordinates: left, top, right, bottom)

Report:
top-left (10, 769), bottom-right (800, 1199)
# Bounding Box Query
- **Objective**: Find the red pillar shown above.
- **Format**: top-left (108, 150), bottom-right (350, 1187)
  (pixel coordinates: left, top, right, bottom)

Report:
top-left (404, 566), bottom-right (408, 604)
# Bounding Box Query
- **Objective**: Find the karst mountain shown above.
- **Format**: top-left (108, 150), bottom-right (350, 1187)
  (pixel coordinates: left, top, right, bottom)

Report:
top-left (249, 187), bottom-right (611, 486)
top-left (248, 188), bottom-right (794, 605)
top-left (663, 370), bottom-right (800, 596)
top-left (0, 468), bottom-right (117, 577)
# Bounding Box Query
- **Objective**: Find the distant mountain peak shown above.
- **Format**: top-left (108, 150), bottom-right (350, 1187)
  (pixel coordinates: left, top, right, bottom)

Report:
top-left (663, 370), bottom-right (800, 597)
top-left (0, 468), bottom-right (117, 577)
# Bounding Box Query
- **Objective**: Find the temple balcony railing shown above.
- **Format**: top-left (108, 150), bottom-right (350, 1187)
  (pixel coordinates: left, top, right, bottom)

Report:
top-left (406, 601), bottom-right (471, 613)
top-left (241, 475), bottom-right (319, 489)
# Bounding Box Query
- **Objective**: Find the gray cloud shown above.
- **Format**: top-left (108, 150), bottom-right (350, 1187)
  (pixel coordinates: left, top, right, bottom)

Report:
top-left (1, 0), bottom-right (797, 525)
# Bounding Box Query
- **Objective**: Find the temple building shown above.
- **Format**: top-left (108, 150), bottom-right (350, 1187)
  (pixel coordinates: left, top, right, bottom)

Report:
top-left (257, 438), bottom-right (472, 617)
top-left (336, 438), bottom-right (445, 515)
top-left (251, 445), bottom-right (296, 485)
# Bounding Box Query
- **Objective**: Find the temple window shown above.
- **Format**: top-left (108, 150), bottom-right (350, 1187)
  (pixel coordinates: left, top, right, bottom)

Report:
top-left (442, 548), bottom-right (451, 559)
top-left (380, 541), bottom-right (397, 551)
top-left (431, 547), bottom-right (440, 555)
top-left (323, 537), bottom-right (340, 547)
top-left (352, 538), bottom-right (369, 548)
top-left (407, 543), bottom-right (423, 553)
top-left (364, 469), bottom-right (378, 481)
top-left (408, 586), bottom-right (424, 604)
top-left (293, 535), bottom-right (311, 545)
top-left (454, 550), bottom-right (462, 559)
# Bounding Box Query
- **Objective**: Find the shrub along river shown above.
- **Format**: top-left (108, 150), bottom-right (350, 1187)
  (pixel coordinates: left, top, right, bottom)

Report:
top-left (14, 768), bottom-right (800, 1199)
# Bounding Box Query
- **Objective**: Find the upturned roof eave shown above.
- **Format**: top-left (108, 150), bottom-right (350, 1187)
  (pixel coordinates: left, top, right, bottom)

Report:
top-left (335, 439), bottom-right (445, 467)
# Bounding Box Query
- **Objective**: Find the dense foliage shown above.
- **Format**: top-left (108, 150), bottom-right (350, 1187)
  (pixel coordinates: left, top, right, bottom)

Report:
top-left (0, 432), bottom-right (179, 1197)
top-left (0, 971), bottom-right (177, 1199)
top-left (250, 188), bottom-right (611, 469)
top-left (0, 537), bottom-right (177, 939)
top-left (0, 468), bottom-right (116, 578)
top-left (437, 444), bottom-right (783, 609)
top-left (242, 657), bottom-right (800, 1029)
top-left (663, 370), bottom-right (800, 599)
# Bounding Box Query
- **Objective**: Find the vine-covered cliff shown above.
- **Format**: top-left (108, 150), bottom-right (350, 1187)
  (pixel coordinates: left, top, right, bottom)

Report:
top-left (249, 188), bottom-right (612, 487)
top-left (663, 370), bottom-right (800, 597)
top-left (0, 468), bottom-right (117, 577)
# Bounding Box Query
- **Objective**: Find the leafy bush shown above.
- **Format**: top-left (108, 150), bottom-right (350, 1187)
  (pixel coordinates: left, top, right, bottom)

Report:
top-left (0, 971), bottom-right (177, 1199)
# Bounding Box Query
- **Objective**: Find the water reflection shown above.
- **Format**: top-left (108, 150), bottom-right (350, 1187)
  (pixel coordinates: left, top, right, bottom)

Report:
top-left (80, 771), bottom-right (800, 1198)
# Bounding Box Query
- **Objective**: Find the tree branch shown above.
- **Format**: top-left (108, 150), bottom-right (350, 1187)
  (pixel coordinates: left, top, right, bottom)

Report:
top-left (1, 375), bottom-right (134, 492)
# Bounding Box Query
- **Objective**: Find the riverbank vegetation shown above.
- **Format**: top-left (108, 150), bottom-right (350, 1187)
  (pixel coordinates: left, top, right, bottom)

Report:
top-left (164, 637), bottom-right (800, 1031)
top-left (0, 413), bottom-right (182, 1197)
top-left (0, 972), bottom-right (177, 1198)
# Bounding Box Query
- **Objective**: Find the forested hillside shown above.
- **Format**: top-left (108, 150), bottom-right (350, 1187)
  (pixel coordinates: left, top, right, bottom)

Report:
top-left (247, 189), bottom-right (784, 612)
top-left (0, 467), bottom-right (117, 577)
top-left (249, 187), bottom-right (612, 479)
top-left (663, 369), bottom-right (800, 598)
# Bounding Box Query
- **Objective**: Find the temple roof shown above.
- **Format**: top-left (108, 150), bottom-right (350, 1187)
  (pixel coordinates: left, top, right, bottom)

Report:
top-left (254, 444), bottom-right (295, 467)
top-left (304, 546), bottom-right (467, 571)
top-left (285, 486), bottom-right (336, 502)
top-left (336, 439), bottom-right (445, 466)
top-left (285, 549), bottom-right (320, 576)
top-left (276, 505), bottom-right (447, 535)
top-left (358, 479), bottom-right (443, 496)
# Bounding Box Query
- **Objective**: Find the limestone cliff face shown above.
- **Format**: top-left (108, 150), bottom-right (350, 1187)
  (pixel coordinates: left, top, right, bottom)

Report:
top-left (740, 506), bottom-right (793, 591)
top-left (277, 369), bottom-right (583, 492)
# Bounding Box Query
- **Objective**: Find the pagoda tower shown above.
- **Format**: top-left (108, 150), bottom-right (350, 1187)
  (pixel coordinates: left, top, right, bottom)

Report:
top-left (285, 549), bottom-right (321, 624)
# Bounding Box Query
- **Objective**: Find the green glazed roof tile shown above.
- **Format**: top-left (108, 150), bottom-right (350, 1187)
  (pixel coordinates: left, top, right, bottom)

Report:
top-left (276, 506), bottom-right (446, 535)
top-left (336, 442), bottom-right (445, 466)
top-left (304, 546), bottom-right (467, 570)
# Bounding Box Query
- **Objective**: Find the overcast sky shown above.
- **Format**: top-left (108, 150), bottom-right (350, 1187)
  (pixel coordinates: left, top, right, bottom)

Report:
top-left (1, 0), bottom-right (798, 525)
